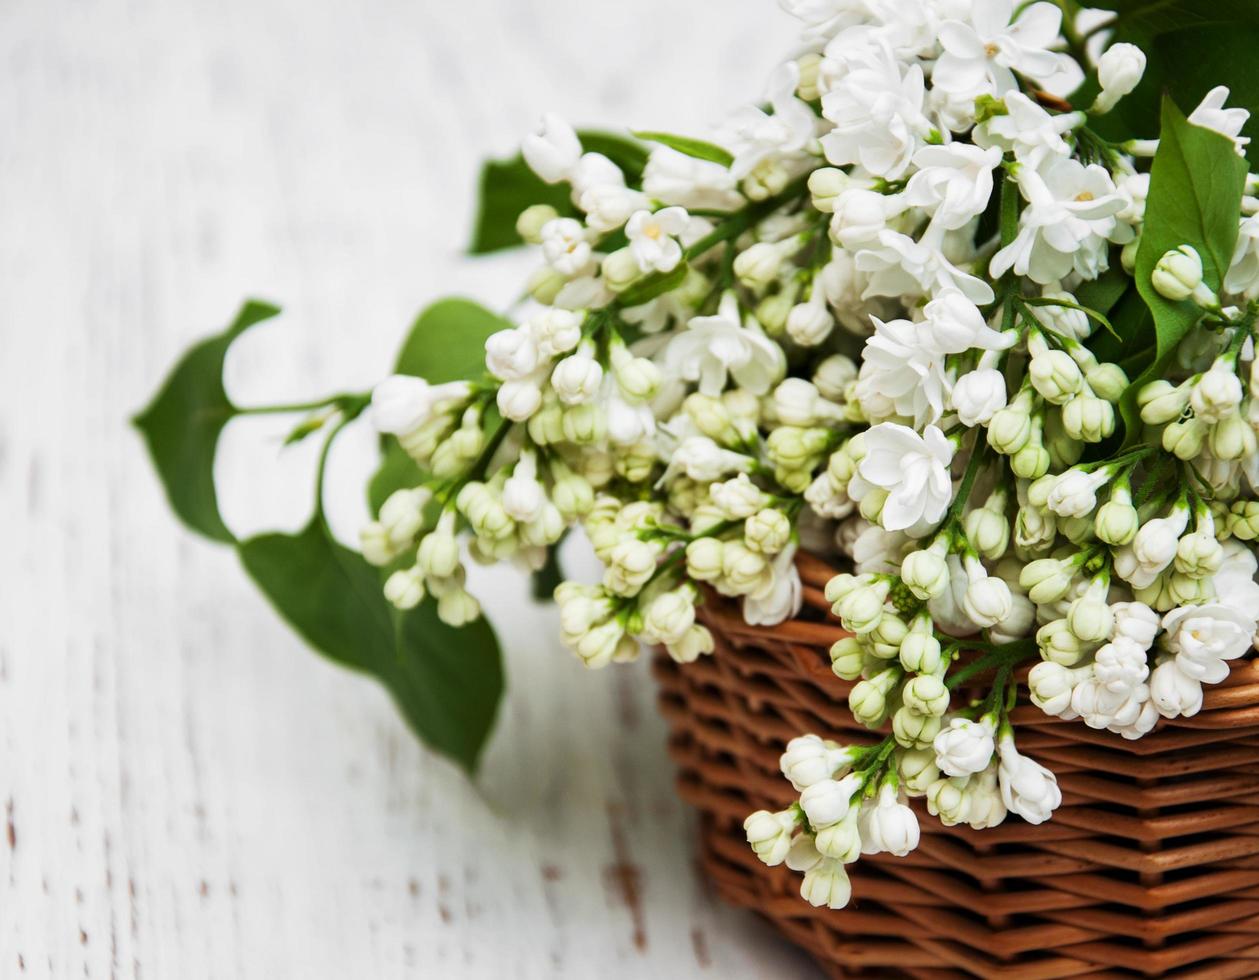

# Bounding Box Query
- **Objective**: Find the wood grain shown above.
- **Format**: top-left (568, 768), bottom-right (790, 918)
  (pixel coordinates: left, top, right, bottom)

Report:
top-left (0, 0), bottom-right (824, 976)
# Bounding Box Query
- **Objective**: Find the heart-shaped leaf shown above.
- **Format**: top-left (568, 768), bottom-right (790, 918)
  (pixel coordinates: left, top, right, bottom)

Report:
top-left (133, 301), bottom-right (282, 542)
top-left (239, 519), bottom-right (504, 773)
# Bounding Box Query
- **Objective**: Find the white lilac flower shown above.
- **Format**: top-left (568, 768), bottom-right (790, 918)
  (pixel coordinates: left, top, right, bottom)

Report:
top-left (1189, 86), bottom-right (1251, 157)
top-left (1162, 603), bottom-right (1257, 684)
top-left (540, 217), bottom-right (595, 277)
top-left (1149, 657), bottom-right (1205, 719)
top-left (934, 716), bottom-right (996, 778)
top-left (991, 157), bottom-right (1132, 285)
top-left (903, 143), bottom-right (1004, 231)
top-left (859, 784), bottom-right (920, 857)
top-left (996, 734), bottom-right (1061, 824)
top-left (855, 423), bottom-right (955, 531)
top-left (744, 543), bottom-right (806, 626)
top-left (642, 146), bottom-right (743, 211)
top-left (625, 207), bottom-right (691, 273)
top-left (1226, 214), bottom-right (1259, 300)
top-left (952, 368), bottom-right (1007, 426)
top-left (973, 91), bottom-right (1081, 170)
top-left (661, 292), bottom-right (786, 396)
top-left (820, 41), bottom-right (931, 179)
top-left (934, 0), bottom-right (1063, 97)
top-left (858, 229), bottom-right (996, 304)
top-left (725, 62), bottom-right (818, 179)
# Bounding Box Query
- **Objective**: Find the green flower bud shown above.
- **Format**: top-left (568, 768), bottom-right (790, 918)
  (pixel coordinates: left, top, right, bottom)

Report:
top-left (868, 613), bottom-right (909, 660)
top-left (1151, 245), bottom-right (1203, 302)
top-left (892, 707), bottom-right (941, 751)
top-left (900, 542), bottom-right (950, 600)
top-left (849, 669), bottom-right (898, 728)
top-left (1086, 362), bottom-right (1129, 403)
top-left (1095, 486), bottom-right (1139, 546)
top-left (1175, 527), bottom-right (1224, 578)
top-left (1061, 393), bottom-right (1115, 443)
top-left (837, 580), bottom-right (890, 635)
top-left (830, 637), bottom-right (866, 681)
top-left (902, 674), bottom-right (950, 717)
top-left (1067, 593), bottom-right (1114, 643)
top-left (516, 204), bottom-right (559, 244)
top-left (964, 500), bottom-right (1011, 561)
top-left (1020, 558), bottom-right (1075, 604)
top-left (1210, 414), bottom-right (1257, 461)
top-left (1167, 571), bottom-right (1212, 606)
top-left (1029, 349), bottom-right (1084, 405)
top-left (745, 508), bottom-right (792, 555)
top-left (1230, 501), bottom-right (1259, 541)
top-left (899, 629), bottom-right (943, 676)
top-left (899, 748), bottom-right (940, 796)
top-left (686, 537), bottom-right (725, 582)
top-left (1036, 618), bottom-right (1086, 666)
top-left (825, 572), bottom-right (859, 605)
top-left (1042, 409), bottom-right (1084, 469)
top-left (1138, 379), bottom-right (1191, 425)
top-left (858, 486), bottom-right (889, 525)
top-left (988, 399), bottom-right (1034, 456)
top-left (1162, 417), bottom-right (1208, 460)
top-left (808, 167), bottom-right (851, 213)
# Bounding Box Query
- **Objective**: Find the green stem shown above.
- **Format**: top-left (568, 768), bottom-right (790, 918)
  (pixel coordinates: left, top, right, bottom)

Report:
top-left (314, 414), bottom-right (356, 525)
top-left (237, 392), bottom-right (370, 416)
top-left (944, 434), bottom-right (989, 527)
top-left (681, 175), bottom-right (811, 262)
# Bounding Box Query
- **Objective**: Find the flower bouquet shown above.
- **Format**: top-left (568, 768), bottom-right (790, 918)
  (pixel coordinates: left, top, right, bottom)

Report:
top-left (136, 0), bottom-right (1259, 973)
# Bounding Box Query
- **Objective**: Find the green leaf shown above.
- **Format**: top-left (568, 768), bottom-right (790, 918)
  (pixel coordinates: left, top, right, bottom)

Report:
top-left (1075, 265), bottom-right (1131, 319)
top-left (468, 131), bottom-right (648, 254)
top-left (393, 297), bottom-right (510, 383)
top-left (632, 130), bottom-right (734, 168)
top-left (239, 520), bottom-right (504, 773)
top-left (1118, 97), bottom-right (1248, 439)
top-left (132, 300), bottom-right (282, 543)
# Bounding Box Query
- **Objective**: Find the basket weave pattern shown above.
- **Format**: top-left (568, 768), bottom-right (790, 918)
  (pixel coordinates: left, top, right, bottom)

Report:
top-left (654, 552), bottom-right (1259, 979)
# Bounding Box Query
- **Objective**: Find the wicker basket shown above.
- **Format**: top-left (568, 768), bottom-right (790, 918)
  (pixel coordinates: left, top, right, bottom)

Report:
top-left (654, 551), bottom-right (1259, 979)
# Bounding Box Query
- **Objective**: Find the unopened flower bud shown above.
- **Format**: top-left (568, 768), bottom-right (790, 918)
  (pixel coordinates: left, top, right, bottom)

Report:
top-left (1028, 661), bottom-right (1078, 717)
top-left (744, 809), bottom-right (797, 867)
top-left (988, 399), bottom-right (1033, 455)
top-left (436, 587), bottom-right (481, 627)
top-left (899, 628), bottom-right (943, 676)
top-left (1095, 486), bottom-right (1140, 546)
top-left (1211, 413), bottom-right (1257, 461)
top-left (733, 241), bottom-right (788, 290)
top-left (601, 248), bottom-right (644, 293)
top-left (516, 203), bottom-right (560, 244)
top-left (1086, 362), bottom-right (1129, 402)
top-left (1020, 558), bottom-right (1075, 604)
top-left (1162, 417), bottom-right (1208, 459)
top-left (903, 674), bottom-right (950, 717)
top-left (1036, 619), bottom-right (1086, 666)
top-left (849, 670), bottom-right (897, 727)
top-left (1029, 349), bottom-right (1083, 405)
top-left (1093, 43), bottom-right (1147, 114)
top-left (901, 541), bottom-right (951, 600)
top-left (745, 508), bottom-right (792, 555)
top-left (808, 167), bottom-right (851, 213)
top-left (1061, 393), bottom-right (1115, 443)
top-left (1191, 361), bottom-right (1243, 423)
top-left (899, 749), bottom-right (940, 796)
top-left (384, 567), bottom-right (426, 610)
top-left (830, 636), bottom-right (866, 680)
top-left (786, 299), bottom-right (834, 347)
top-left (1151, 245), bottom-right (1203, 302)
top-left (893, 707), bottom-right (942, 750)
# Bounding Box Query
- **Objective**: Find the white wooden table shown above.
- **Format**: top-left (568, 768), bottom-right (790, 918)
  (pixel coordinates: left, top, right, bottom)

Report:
top-left (0, 0), bottom-right (822, 975)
